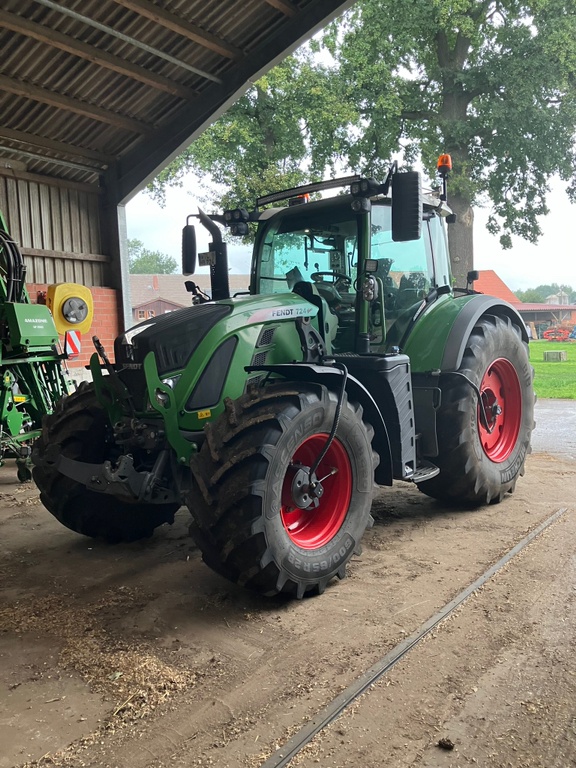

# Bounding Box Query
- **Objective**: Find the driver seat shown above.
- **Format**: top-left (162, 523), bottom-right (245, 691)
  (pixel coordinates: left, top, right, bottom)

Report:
top-left (292, 281), bottom-right (337, 345)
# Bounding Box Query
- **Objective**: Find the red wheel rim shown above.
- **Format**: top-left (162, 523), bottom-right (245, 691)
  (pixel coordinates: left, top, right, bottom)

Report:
top-left (477, 358), bottom-right (522, 462)
top-left (281, 434), bottom-right (352, 549)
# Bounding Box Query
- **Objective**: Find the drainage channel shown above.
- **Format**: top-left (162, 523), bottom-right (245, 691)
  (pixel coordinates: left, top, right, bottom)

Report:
top-left (261, 507), bottom-right (568, 768)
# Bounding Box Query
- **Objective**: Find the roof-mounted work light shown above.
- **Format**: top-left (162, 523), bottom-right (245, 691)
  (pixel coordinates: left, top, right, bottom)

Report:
top-left (224, 207), bottom-right (250, 224)
top-left (351, 197), bottom-right (371, 213)
top-left (230, 222), bottom-right (249, 236)
top-left (350, 178), bottom-right (381, 197)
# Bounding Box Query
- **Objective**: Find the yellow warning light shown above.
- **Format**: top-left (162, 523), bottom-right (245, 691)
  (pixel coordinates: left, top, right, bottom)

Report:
top-left (46, 283), bottom-right (94, 335)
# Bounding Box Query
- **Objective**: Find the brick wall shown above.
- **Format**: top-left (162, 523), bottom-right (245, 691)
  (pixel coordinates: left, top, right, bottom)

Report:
top-left (26, 284), bottom-right (121, 368)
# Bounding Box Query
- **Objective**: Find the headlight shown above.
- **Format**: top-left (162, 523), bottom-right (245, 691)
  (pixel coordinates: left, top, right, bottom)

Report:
top-left (161, 375), bottom-right (181, 390)
top-left (154, 388), bottom-right (170, 408)
top-left (122, 323), bottom-right (154, 346)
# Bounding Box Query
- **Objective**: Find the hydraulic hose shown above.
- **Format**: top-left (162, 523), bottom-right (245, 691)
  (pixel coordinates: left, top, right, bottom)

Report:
top-left (308, 362), bottom-right (348, 484)
top-left (0, 228), bottom-right (26, 303)
top-left (442, 370), bottom-right (497, 434)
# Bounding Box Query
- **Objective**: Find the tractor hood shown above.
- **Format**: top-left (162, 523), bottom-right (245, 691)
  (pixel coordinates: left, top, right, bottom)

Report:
top-left (114, 293), bottom-right (319, 376)
top-left (115, 302), bottom-right (233, 375)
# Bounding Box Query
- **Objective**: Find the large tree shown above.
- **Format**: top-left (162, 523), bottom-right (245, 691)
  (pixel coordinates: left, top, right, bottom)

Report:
top-left (324, 0), bottom-right (576, 284)
top-left (150, 1), bottom-right (576, 286)
top-left (128, 239), bottom-right (177, 274)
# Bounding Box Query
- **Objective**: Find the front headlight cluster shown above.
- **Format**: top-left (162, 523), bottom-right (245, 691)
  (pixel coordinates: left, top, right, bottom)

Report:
top-left (122, 323), bottom-right (154, 346)
top-left (161, 375), bottom-right (181, 390)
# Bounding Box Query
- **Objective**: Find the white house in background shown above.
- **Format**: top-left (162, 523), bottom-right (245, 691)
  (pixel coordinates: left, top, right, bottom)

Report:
top-left (545, 291), bottom-right (569, 305)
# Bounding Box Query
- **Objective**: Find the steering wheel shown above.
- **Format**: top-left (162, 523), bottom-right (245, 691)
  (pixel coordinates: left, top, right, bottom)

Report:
top-left (310, 271), bottom-right (350, 284)
top-left (309, 271), bottom-right (352, 306)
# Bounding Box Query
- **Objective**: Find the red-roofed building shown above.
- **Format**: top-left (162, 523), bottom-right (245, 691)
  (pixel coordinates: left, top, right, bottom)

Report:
top-left (473, 270), bottom-right (520, 305)
top-left (474, 270), bottom-right (576, 337)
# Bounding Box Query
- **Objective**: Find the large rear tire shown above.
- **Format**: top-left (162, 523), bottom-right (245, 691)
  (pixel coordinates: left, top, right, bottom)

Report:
top-left (32, 382), bottom-right (179, 542)
top-left (186, 382), bottom-right (378, 598)
top-left (419, 315), bottom-right (534, 506)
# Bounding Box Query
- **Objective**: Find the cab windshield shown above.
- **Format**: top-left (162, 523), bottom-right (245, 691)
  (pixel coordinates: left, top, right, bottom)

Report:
top-left (254, 199), bottom-right (437, 351)
top-left (257, 201), bottom-right (358, 294)
top-left (256, 202), bottom-right (432, 293)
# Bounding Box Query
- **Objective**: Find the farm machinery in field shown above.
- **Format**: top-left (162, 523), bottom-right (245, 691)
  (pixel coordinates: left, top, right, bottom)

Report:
top-left (32, 160), bottom-right (534, 597)
top-left (542, 326), bottom-right (574, 342)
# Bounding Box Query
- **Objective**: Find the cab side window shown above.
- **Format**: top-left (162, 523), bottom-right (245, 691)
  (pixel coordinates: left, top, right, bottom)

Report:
top-left (370, 205), bottom-right (432, 315)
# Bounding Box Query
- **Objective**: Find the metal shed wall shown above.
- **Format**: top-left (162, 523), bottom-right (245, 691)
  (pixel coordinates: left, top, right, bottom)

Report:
top-left (0, 167), bottom-right (108, 287)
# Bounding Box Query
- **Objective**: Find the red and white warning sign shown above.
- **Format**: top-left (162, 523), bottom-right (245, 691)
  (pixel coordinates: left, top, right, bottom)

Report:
top-left (64, 330), bottom-right (81, 358)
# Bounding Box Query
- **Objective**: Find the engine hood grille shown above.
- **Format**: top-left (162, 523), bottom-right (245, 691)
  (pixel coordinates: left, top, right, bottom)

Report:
top-left (115, 303), bottom-right (232, 375)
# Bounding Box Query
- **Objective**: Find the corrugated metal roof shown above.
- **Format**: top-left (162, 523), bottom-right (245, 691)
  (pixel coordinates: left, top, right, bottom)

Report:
top-left (0, 0), bottom-right (354, 200)
top-left (515, 303), bottom-right (576, 312)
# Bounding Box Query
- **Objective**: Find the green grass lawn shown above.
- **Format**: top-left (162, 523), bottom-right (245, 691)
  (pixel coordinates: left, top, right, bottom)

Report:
top-left (528, 340), bottom-right (576, 399)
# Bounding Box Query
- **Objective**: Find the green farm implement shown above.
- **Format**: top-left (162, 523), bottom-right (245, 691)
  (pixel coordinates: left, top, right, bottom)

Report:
top-left (0, 211), bottom-right (91, 481)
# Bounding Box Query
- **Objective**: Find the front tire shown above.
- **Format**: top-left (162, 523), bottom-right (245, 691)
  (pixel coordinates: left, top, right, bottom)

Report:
top-left (419, 315), bottom-right (534, 506)
top-left (32, 383), bottom-right (179, 542)
top-left (187, 382), bottom-right (378, 598)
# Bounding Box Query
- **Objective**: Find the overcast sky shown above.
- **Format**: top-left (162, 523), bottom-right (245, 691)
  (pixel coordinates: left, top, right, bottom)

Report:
top-left (126, 175), bottom-right (576, 292)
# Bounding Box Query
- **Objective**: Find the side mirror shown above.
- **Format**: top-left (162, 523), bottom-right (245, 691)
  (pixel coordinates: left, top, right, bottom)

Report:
top-left (391, 172), bottom-right (422, 242)
top-left (467, 270), bottom-right (479, 286)
top-left (182, 223), bottom-right (196, 275)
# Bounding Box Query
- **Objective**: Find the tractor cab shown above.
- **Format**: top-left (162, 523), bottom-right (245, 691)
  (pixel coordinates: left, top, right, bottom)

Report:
top-left (183, 164), bottom-right (455, 357)
top-left (250, 191), bottom-right (453, 355)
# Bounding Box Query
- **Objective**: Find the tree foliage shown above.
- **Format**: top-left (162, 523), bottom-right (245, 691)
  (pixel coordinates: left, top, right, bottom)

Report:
top-left (322, 0), bottom-right (576, 282)
top-left (515, 283), bottom-right (576, 303)
top-left (149, 1), bottom-right (576, 283)
top-left (148, 52), bottom-right (355, 212)
top-left (128, 239), bottom-right (177, 274)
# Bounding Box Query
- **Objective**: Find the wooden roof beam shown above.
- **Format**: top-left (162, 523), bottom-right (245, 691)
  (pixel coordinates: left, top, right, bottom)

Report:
top-left (0, 9), bottom-right (197, 101)
top-left (0, 74), bottom-right (150, 134)
top-left (34, 0), bottom-right (222, 84)
top-left (0, 127), bottom-right (115, 164)
top-left (264, 0), bottom-right (298, 17)
top-left (0, 144), bottom-right (103, 175)
top-left (111, 0), bottom-right (242, 59)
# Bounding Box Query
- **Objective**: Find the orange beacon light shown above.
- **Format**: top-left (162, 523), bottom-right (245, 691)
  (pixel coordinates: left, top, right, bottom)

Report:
top-left (437, 153), bottom-right (452, 176)
top-left (437, 154), bottom-right (452, 200)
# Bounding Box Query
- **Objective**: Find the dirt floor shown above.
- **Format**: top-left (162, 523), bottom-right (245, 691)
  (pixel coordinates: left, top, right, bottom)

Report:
top-left (1, 428), bottom-right (575, 767)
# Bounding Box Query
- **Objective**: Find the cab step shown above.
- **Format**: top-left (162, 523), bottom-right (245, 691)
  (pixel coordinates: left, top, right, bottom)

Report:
top-left (412, 460), bottom-right (440, 483)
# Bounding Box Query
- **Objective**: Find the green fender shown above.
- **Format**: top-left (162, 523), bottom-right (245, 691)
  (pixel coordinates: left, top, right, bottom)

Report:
top-left (403, 293), bottom-right (529, 373)
top-left (403, 293), bottom-right (529, 458)
top-left (245, 362), bottom-right (394, 487)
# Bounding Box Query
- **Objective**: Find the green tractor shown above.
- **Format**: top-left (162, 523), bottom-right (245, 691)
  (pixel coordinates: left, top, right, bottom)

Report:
top-left (0, 212), bottom-right (89, 482)
top-left (32, 163), bottom-right (534, 597)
